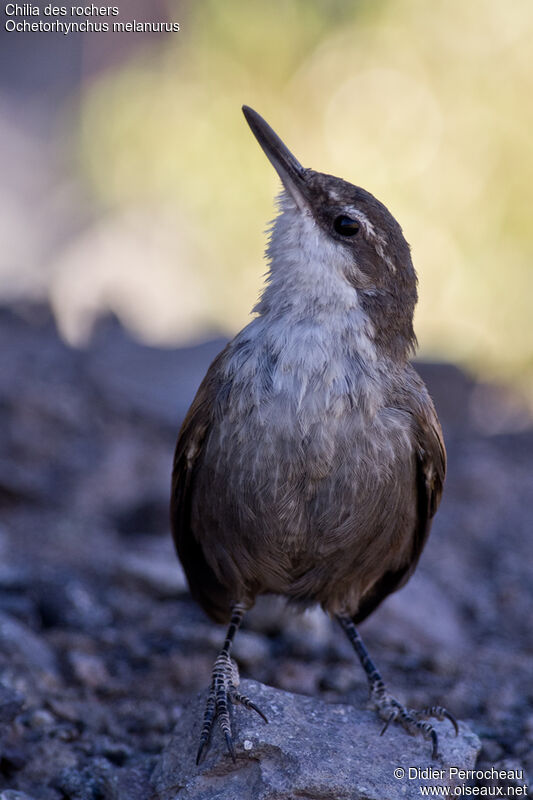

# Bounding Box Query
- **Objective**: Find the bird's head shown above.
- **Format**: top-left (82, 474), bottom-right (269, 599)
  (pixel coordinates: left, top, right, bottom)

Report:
top-left (243, 105), bottom-right (418, 362)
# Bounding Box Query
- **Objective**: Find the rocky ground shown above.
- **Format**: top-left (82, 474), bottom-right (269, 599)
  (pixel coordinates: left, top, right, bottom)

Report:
top-left (155, 680), bottom-right (481, 800)
top-left (0, 304), bottom-right (531, 799)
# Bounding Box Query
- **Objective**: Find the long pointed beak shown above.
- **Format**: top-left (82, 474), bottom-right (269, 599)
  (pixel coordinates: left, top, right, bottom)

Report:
top-left (242, 105), bottom-right (309, 211)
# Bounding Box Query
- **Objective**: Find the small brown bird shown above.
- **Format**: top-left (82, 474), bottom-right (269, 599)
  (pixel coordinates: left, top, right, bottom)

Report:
top-left (171, 106), bottom-right (457, 764)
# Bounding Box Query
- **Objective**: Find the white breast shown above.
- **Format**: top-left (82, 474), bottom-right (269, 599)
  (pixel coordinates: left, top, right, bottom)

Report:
top-left (224, 204), bottom-right (384, 429)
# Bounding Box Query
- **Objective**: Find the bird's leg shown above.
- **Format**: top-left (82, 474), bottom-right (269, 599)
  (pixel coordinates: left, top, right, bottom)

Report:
top-left (336, 615), bottom-right (458, 759)
top-left (196, 604), bottom-right (267, 765)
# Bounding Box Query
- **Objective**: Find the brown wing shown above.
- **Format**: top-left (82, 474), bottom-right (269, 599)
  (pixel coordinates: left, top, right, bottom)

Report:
top-left (170, 346), bottom-right (233, 624)
top-left (352, 380), bottom-right (446, 624)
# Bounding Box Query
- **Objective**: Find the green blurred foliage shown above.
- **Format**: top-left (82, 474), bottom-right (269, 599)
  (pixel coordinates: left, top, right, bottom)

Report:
top-left (76, 0), bottom-right (533, 394)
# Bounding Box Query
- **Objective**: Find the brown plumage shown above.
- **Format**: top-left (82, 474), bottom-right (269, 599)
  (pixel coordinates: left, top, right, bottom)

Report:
top-left (170, 106), bottom-right (455, 764)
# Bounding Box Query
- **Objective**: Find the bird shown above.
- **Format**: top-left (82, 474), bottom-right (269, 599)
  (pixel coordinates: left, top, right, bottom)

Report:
top-left (170, 105), bottom-right (457, 765)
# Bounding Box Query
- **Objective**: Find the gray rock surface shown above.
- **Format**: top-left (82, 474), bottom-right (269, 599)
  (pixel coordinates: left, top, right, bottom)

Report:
top-left (0, 684), bottom-right (24, 725)
top-left (152, 680), bottom-right (480, 800)
top-left (0, 305), bottom-right (531, 796)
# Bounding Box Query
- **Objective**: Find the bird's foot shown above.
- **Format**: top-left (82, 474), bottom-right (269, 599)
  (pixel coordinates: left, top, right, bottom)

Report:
top-left (370, 679), bottom-right (458, 759)
top-left (196, 652), bottom-right (267, 765)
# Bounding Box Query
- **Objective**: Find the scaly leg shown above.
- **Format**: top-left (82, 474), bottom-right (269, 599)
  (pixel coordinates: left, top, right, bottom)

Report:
top-left (337, 615), bottom-right (458, 759)
top-left (196, 604), bottom-right (267, 764)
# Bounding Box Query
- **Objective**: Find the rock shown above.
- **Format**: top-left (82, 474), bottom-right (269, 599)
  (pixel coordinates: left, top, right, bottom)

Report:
top-left (53, 759), bottom-right (114, 800)
top-left (85, 320), bottom-right (226, 429)
top-left (231, 630), bottom-right (271, 669)
top-left (113, 497), bottom-right (170, 538)
top-left (0, 563), bottom-right (32, 592)
top-left (0, 612), bottom-right (58, 680)
top-left (68, 651), bottom-right (110, 689)
top-left (33, 573), bottom-right (113, 631)
top-left (480, 759), bottom-right (529, 794)
top-left (24, 708), bottom-right (55, 730)
top-left (152, 680), bottom-right (481, 800)
top-left (112, 764), bottom-right (154, 800)
top-left (276, 658), bottom-right (323, 695)
top-left (0, 682), bottom-right (24, 724)
top-left (364, 573), bottom-right (469, 655)
top-left (118, 548), bottom-right (187, 598)
top-left (282, 605), bottom-right (342, 658)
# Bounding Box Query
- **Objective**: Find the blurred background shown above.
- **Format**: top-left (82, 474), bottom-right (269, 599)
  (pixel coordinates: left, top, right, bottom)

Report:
top-left (1, 2), bottom-right (532, 798)
top-left (1, 0), bottom-right (533, 399)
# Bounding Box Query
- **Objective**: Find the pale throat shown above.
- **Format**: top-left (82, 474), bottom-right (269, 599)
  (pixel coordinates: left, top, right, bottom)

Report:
top-left (252, 208), bottom-right (379, 369)
top-left (225, 211), bottom-right (384, 420)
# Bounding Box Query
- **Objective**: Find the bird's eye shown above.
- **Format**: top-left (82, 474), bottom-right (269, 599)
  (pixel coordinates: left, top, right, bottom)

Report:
top-left (333, 215), bottom-right (360, 237)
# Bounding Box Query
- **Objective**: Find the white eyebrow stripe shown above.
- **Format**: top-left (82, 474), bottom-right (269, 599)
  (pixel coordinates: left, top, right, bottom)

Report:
top-left (348, 208), bottom-right (377, 237)
top-left (374, 238), bottom-right (396, 273)
top-left (347, 208), bottom-right (397, 273)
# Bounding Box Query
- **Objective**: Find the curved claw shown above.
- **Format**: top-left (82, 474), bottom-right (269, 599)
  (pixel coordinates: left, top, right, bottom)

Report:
top-left (444, 710), bottom-right (459, 736)
top-left (380, 712), bottom-right (395, 736)
top-left (230, 690), bottom-right (269, 724)
top-left (225, 731), bottom-right (236, 763)
top-left (246, 699), bottom-right (269, 724)
top-left (430, 729), bottom-right (439, 760)
top-left (417, 705), bottom-right (459, 737)
top-left (196, 740), bottom-right (207, 766)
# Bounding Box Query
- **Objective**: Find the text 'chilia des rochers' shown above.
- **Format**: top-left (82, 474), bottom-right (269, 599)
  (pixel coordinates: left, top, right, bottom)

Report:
top-left (4, 4), bottom-right (180, 32)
